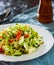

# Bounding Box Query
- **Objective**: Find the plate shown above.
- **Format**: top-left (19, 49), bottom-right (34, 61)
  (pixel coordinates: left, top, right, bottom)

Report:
top-left (0, 23), bottom-right (53, 62)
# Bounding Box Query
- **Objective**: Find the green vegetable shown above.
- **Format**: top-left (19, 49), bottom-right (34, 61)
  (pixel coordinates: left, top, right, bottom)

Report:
top-left (0, 24), bottom-right (44, 56)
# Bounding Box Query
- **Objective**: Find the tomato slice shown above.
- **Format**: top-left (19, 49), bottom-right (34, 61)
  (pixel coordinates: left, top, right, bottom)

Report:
top-left (9, 39), bottom-right (14, 43)
top-left (0, 47), bottom-right (4, 53)
top-left (24, 34), bottom-right (29, 38)
top-left (16, 30), bottom-right (22, 39)
top-left (0, 36), bottom-right (3, 38)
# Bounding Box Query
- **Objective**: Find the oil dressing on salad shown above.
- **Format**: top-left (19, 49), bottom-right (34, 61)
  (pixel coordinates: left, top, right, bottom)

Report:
top-left (0, 24), bottom-right (44, 56)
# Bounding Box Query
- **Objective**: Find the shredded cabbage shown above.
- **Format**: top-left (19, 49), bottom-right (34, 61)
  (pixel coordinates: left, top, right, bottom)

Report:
top-left (0, 24), bottom-right (44, 56)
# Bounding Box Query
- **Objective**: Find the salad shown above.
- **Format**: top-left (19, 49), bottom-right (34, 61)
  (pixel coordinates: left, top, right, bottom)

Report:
top-left (0, 24), bottom-right (43, 56)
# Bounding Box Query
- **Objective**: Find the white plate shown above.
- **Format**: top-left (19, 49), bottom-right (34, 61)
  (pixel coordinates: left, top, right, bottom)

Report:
top-left (0, 23), bottom-right (54, 62)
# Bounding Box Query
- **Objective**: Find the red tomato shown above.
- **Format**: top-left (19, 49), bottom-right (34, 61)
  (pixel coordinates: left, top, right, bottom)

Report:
top-left (0, 36), bottom-right (3, 38)
top-left (9, 39), bottom-right (14, 43)
top-left (16, 30), bottom-right (22, 39)
top-left (24, 34), bottom-right (29, 38)
top-left (0, 47), bottom-right (4, 53)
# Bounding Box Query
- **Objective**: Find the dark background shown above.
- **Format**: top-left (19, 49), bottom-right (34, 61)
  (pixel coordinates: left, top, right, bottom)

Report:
top-left (0, 0), bottom-right (53, 23)
top-left (0, 0), bottom-right (39, 23)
